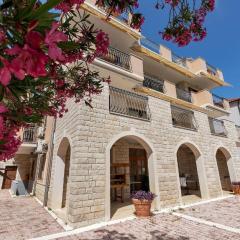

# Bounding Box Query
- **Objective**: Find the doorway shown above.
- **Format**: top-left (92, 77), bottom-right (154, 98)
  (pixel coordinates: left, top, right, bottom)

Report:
top-left (2, 166), bottom-right (17, 189)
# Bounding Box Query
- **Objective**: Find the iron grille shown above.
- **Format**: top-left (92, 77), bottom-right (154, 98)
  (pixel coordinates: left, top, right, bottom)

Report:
top-left (212, 94), bottom-right (224, 108)
top-left (22, 126), bottom-right (37, 143)
top-left (143, 75), bottom-right (165, 93)
top-left (171, 105), bottom-right (198, 130)
top-left (109, 86), bottom-right (151, 121)
top-left (172, 53), bottom-right (188, 68)
top-left (100, 46), bottom-right (131, 71)
top-left (176, 88), bottom-right (192, 103)
top-left (209, 118), bottom-right (227, 137)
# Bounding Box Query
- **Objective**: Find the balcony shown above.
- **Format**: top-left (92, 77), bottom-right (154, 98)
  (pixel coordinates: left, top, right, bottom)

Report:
top-left (143, 75), bottom-right (165, 93)
top-left (99, 46), bottom-right (131, 71)
top-left (176, 88), bottom-right (192, 103)
top-left (139, 37), bottom-right (161, 55)
top-left (212, 94), bottom-right (224, 109)
top-left (209, 118), bottom-right (227, 137)
top-left (171, 106), bottom-right (198, 130)
top-left (109, 86), bottom-right (151, 121)
top-left (207, 63), bottom-right (218, 76)
top-left (22, 126), bottom-right (37, 143)
top-left (172, 53), bottom-right (188, 69)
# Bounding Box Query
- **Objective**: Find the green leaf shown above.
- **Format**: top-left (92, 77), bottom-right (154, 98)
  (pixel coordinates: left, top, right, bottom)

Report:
top-left (27, 0), bottom-right (64, 20)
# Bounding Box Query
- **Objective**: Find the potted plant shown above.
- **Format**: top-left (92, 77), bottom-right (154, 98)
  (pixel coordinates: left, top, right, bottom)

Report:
top-left (232, 182), bottom-right (240, 195)
top-left (131, 190), bottom-right (156, 217)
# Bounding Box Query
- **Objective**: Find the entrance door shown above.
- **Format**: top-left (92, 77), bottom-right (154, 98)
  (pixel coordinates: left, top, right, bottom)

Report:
top-left (2, 166), bottom-right (17, 189)
top-left (129, 149), bottom-right (149, 193)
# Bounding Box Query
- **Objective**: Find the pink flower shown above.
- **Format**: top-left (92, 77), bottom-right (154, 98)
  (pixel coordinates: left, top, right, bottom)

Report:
top-left (45, 22), bottom-right (68, 61)
top-left (55, 0), bottom-right (85, 13)
top-left (95, 30), bottom-right (109, 57)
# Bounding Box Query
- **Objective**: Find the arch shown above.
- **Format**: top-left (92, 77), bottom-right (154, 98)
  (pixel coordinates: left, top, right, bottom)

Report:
top-left (105, 131), bottom-right (160, 221)
top-left (51, 137), bottom-right (71, 210)
top-left (215, 146), bottom-right (236, 192)
top-left (175, 141), bottom-right (209, 203)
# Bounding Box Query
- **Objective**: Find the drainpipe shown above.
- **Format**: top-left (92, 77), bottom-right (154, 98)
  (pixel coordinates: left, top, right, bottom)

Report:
top-left (43, 117), bottom-right (56, 207)
top-left (237, 99), bottom-right (240, 124)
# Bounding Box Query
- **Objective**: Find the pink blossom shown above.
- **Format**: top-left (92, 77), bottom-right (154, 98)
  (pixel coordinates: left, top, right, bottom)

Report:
top-left (95, 30), bottom-right (109, 57)
top-left (45, 22), bottom-right (68, 61)
top-left (55, 0), bottom-right (85, 13)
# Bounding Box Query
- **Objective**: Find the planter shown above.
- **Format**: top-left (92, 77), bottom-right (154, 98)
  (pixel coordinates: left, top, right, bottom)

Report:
top-left (232, 183), bottom-right (240, 195)
top-left (132, 198), bottom-right (152, 217)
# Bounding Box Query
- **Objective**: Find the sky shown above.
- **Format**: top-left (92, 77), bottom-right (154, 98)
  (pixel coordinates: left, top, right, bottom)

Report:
top-left (137, 0), bottom-right (240, 99)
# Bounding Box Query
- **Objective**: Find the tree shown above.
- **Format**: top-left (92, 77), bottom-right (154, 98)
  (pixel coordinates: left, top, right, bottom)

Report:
top-left (0, 0), bottom-right (215, 160)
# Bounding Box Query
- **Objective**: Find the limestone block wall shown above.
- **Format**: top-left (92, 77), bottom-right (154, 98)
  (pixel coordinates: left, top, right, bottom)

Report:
top-left (48, 83), bottom-right (240, 228)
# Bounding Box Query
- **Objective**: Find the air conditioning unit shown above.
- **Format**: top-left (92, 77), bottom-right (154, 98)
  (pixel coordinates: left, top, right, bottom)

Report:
top-left (36, 139), bottom-right (48, 153)
top-left (37, 127), bottom-right (45, 139)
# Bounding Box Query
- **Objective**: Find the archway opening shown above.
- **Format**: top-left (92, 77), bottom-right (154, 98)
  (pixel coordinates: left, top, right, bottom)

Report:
top-left (51, 137), bottom-right (71, 220)
top-left (109, 135), bottom-right (153, 220)
top-left (216, 148), bottom-right (232, 193)
top-left (177, 144), bottom-right (201, 203)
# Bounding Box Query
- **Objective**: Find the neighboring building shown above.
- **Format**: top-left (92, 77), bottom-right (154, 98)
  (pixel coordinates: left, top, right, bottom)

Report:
top-left (2, 0), bottom-right (240, 229)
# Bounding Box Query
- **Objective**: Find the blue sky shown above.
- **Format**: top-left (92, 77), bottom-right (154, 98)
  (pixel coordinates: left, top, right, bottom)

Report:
top-left (138, 0), bottom-right (240, 99)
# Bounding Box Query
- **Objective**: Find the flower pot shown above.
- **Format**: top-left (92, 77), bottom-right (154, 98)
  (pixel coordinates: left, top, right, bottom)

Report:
top-left (232, 184), bottom-right (240, 195)
top-left (132, 199), bottom-right (152, 217)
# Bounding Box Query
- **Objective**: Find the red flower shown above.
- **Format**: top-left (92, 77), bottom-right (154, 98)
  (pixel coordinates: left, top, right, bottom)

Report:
top-left (45, 22), bottom-right (68, 61)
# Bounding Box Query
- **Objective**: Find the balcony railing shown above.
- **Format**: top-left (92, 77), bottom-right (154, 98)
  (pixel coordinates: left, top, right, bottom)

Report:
top-left (22, 126), bottom-right (37, 143)
top-left (212, 94), bottom-right (224, 108)
top-left (209, 118), bottom-right (227, 137)
top-left (236, 125), bottom-right (240, 139)
top-left (143, 75), bottom-right (165, 93)
top-left (172, 53), bottom-right (188, 68)
top-left (100, 46), bottom-right (131, 71)
top-left (171, 106), bottom-right (198, 130)
top-left (109, 86), bottom-right (151, 121)
top-left (140, 38), bottom-right (160, 55)
top-left (207, 63), bottom-right (218, 76)
top-left (176, 88), bottom-right (192, 103)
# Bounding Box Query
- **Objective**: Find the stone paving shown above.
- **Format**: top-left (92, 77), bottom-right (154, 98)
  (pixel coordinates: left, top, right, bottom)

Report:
top-left (56, 213), bottom-right (240, 240)
top-left (0, 190), bottom-right (63, 240)
top-left (1, 190), bottom-right (240, 240)
top-left (178, 196), bottom-right (240, 229)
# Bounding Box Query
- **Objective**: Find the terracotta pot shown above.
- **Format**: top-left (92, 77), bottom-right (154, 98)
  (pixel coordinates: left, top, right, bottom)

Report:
top-left (132, 199), bottom-right (152, 217)
top-left (232, 184), bottom-right (240, 195)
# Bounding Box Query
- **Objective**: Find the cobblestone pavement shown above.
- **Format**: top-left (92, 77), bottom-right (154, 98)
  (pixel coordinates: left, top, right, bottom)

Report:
top-left (56, 213), bottom-right (240, 240)
top-left (178, 196), bottom-right (240, 229)
top-left (0, 190), bottom-right (63, 240)
top-left (1, 190), bottom-right (240, 240)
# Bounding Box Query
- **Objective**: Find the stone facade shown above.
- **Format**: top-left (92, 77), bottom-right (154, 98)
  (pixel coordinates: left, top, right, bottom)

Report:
top-left (47, 81), bottom-right (240, 228)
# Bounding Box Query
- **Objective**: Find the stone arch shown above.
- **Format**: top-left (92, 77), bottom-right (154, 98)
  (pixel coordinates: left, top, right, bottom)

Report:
top-left (175, 140), bottom-right (209, 202)
top-left (51, 137), bottom-right (71, 210)
top-left (105, 131), bottom-right (160, 220)
top-left (215, 146), bottom-right (236, 191)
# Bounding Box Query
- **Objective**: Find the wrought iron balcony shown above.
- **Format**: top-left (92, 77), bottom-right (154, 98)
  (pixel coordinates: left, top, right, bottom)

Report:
top-left (140, 37), bottom-right (160, 55)
top-left (212, 94), bottom-right (224, 109)
top-left (207, 63), bottom-right (218, 76)
top-left (109, 86), bottom-right (151, 121)
top-left (143, 75), bottom-right (165, 93)
top-left (209, 118), bottom-right (227, 137)
top-left (99, 46), bottom-right (131, 71)
top-left (176, 88), bottom-right (192, 103)
top-left (172, 53), bottom-right (188, 68)
top-left (171, 106), bottom-right (198, 130)
top-left (22, 125), bottom-right (37, 143)
top-left (236, 125), bottom-right (240, 140)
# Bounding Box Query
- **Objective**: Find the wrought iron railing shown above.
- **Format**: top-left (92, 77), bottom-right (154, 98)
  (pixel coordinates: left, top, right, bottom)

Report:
top-left (143, 75), bottom-right (165, 93)
top-left (236, 125), bottom-right (240, 139)
top-left (207, 63), bottom-right (218, 76)
top-left (171, 106), bottom-right (198, 130)
top-left (212, 94), bottom-right (224, 108)
top-left (22, 126), bottom-right (37, 143)
top-left (117, 12), bottom-right (129, 24)
top-left (209, 118), bottom-right (227, 136)
top-left (176, 87), bottom-right (192, 103)
top-left (100, 46), bottom-right (131, 71)
top-left (140, 37), bottom-right (160, 55)
top-left (109, 86), bottom-right (151, 120)
top-left (172, 53), bottom-right (188, 68)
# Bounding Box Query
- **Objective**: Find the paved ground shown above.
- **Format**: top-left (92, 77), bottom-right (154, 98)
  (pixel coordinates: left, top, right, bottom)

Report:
top-left (0, 190), bottom-right (240, 240)
top-left (0, 190), bottom-right (63, 240)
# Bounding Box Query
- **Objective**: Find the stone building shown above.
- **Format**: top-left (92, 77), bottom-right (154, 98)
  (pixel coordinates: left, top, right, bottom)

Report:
top-left (1, 0), bottom-right (240, 229)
